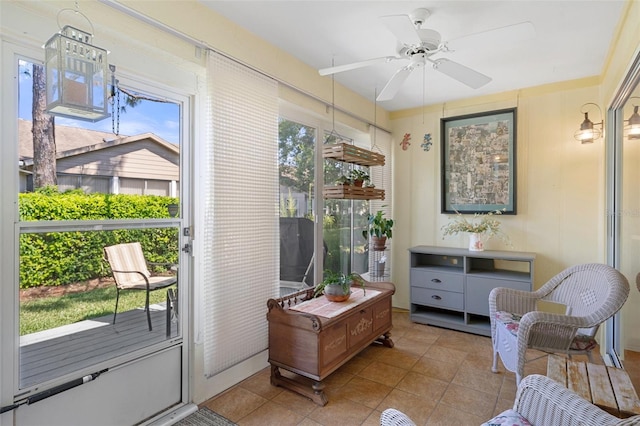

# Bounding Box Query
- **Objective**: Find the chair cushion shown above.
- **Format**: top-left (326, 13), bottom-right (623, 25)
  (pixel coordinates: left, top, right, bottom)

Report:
top-left (495, 311), bottom-right (597, 351)
top-left (481, 409), bottom-right (531, 426)
top-left (118, 276), bottom-right (176, 290)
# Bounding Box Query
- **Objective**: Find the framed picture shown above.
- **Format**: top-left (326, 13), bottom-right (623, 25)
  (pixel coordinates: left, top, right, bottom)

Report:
top-left (441, 108), bottom-right (517, 214)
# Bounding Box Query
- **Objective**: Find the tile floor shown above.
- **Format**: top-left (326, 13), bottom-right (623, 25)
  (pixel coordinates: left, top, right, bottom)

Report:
top-left (202, 310), bottom-right (640, 426)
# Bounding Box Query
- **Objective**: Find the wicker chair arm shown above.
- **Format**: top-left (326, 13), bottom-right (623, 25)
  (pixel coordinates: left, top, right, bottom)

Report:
top-left (517, 311), bottom-right (590, 352)
top-left (520, 311), bottom-right (593, 329)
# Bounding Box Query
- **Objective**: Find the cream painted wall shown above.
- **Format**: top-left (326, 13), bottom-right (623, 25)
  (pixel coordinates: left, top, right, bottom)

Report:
top-left (389, 81), bottom-right (604, 309)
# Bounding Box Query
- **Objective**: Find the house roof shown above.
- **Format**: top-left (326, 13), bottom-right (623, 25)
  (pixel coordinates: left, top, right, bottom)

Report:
top-left (18, 119), bottom-right (179, 167)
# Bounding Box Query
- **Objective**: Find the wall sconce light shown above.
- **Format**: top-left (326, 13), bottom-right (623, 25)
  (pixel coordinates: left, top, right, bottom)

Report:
top-left (44, 8), bottom-right (110, 122)
top-left (625, 98), bottom-right (640, 140)
top-left (574, 103), bottom-right (604, 144)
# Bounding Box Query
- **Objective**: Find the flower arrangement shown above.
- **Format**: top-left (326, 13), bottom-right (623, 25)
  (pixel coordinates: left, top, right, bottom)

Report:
top-left (441, 209), bottom-right (509, 243)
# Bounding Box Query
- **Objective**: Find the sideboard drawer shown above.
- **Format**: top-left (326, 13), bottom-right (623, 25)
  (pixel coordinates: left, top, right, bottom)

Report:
top-left (411, 286), bottom-right (464, 311)
top-left (347, 307), bottom-right (374, 349)
top-left (411, 268), bottom-right (464, 293)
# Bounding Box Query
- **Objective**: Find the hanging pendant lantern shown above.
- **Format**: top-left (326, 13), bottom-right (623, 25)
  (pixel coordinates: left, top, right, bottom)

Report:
top-left (44, 16), bottom-right (110, 122)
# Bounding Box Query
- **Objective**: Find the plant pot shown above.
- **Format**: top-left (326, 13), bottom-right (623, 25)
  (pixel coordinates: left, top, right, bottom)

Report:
top-left (353, 179), bottom-right (364, 187)
top-left (324, 284), bottom-right (351, 302)
top-left (371, 236), bottom-right (387, 251)
top-left (468, 233), bottom-right (484, 251)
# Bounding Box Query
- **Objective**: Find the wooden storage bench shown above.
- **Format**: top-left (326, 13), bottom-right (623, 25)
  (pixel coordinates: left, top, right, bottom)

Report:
top-left (547, 354), bottom-right (640, 418)
top-left (266, 281), bottom-right (395, 405)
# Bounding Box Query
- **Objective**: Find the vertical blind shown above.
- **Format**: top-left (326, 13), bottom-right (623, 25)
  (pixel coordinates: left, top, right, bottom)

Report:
top-left (203, 52), bottom-right (279, 377)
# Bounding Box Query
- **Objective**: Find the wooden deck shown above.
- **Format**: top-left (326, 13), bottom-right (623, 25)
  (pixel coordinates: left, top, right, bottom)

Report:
top-left (19, 303), bottom-right (179, 389)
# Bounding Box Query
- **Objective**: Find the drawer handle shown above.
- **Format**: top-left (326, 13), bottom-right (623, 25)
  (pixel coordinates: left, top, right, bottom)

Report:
top-left (431, 278), bottom-right (441, 283)
top-left (431, 295), bottom-right (442, 300)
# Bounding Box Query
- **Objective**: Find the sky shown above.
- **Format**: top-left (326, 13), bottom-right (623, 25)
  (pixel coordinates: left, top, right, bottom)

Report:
top-left (19, 61), bottom-right (180, 144)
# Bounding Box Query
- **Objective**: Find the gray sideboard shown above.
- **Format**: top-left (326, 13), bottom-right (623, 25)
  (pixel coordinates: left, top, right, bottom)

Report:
top-left (409, 246), bottom-right (536, 336)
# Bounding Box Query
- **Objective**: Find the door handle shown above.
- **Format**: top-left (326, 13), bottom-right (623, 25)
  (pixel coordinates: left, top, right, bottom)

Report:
top-left (431, 295), bottom-right (442, 300)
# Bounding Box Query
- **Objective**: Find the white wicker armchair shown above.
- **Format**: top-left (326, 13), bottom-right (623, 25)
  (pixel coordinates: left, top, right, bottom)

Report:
top-left (489, 263), bottom-right (629, 384)
top-left (382, 375), bottom-right (640, 426)
top-left (509, 374), bottom-right (640, 425)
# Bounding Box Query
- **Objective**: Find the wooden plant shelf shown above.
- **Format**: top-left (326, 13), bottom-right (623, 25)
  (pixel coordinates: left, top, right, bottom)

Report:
top-left (324, 185), bottom-right (385, 200)
top-left (323, 143), bottom-right (385, 167)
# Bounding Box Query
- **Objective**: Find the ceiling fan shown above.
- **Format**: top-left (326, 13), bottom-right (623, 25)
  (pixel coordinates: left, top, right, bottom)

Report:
top-left (319, 8), bottom-right (535, 102)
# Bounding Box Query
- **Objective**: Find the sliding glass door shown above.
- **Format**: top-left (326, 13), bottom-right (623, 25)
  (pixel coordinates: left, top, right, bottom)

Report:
top-left (606, 51), bottom-right (640, 364)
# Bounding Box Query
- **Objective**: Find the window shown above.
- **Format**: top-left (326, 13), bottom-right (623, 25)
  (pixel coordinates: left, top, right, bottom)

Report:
top-left (278, 107), bottom-right (392, 285)
top-left (323, 133), bottom-right (370, 277)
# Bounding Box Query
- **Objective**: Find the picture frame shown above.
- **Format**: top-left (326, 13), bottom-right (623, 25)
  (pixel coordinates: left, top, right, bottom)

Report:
top-left (441, 108), bottom-right (517, 214)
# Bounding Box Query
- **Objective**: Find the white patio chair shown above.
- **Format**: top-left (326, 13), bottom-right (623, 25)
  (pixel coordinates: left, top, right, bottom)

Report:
top-left (104, 242), bottom-right (176, 331)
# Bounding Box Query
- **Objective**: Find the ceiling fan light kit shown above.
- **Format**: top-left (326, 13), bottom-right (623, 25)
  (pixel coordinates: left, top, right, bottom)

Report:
top-left (318, 8), bottom-right (533, 102)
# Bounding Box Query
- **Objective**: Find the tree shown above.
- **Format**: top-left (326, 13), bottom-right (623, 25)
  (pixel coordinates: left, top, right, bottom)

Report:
top-left (278, 119), bottom-right (315, 194)
top-left (31, 64), bottom-right (57, 189)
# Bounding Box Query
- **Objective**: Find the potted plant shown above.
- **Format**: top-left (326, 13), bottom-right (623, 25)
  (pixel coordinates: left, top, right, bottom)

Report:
top-left (335, 175), bottom-right (352, 186)
top-left (441, 209), bottom-right (509, 251)
top-left (314, 270), bottom-right (365, 302)
top-left (348, 169), bottom-right (370, 187)
top-left (364, 210), bottom-right (394, 251)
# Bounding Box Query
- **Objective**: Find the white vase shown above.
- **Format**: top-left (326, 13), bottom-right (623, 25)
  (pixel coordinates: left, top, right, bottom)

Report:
top-left (468, 233), bottom-right (484, 251)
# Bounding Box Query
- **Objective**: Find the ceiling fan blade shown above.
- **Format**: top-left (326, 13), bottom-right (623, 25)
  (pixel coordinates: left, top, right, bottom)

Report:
top-left (432, 58), bottom-right (492, 89)
top-left (319, 56), bottom-right (399, 76)
top-left (377, 67), bottom-right (414, 101)
top-left (445, 21), bottom-right (536, 51)
top-left (380, 14), bottom-right (422, 46)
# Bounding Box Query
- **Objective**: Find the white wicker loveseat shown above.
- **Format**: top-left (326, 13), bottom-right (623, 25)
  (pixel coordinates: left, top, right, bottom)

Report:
top-left (380, 375), bottom-right (640, 425)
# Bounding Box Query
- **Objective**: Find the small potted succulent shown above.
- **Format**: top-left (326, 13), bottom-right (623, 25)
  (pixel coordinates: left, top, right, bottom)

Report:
top-left (314, 270), bottom-right (365, 302)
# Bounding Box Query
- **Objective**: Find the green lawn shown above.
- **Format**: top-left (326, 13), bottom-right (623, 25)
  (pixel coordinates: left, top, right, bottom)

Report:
top-left (20, 285), bottom-right (175, 335)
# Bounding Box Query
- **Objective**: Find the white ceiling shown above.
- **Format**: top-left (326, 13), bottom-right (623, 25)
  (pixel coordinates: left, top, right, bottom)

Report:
top-left (199, 1), bottom-right (625, 111)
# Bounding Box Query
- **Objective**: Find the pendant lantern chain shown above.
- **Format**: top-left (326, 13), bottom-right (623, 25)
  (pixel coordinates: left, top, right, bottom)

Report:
top-left (110, 64), bottom-right (120, 136)
top-left (111, 86), bottom-right (120, 136)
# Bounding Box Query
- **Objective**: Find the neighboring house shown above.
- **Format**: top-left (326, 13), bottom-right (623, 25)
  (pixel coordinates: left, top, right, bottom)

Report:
top-left (18, 119), bottom-right (180, 196)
